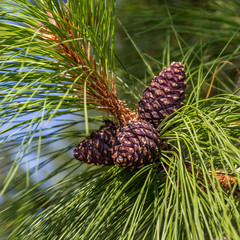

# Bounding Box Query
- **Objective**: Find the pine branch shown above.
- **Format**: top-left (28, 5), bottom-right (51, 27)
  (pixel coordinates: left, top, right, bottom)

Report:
top-left (1, 0), bottom-right (240, 239)
top-left (38, 3), bottom-right (135, 126)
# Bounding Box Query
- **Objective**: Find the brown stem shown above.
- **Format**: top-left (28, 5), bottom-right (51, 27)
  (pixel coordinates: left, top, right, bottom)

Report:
top-left (206, 61), bottom-right (240, 99)
top-left (39, 9), bottom-right (135, 126)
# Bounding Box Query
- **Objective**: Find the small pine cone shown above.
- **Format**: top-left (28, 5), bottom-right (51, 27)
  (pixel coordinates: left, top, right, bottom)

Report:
top-left (215, 171), bottom-right (239, 194)
top-left (186, 163), bottom-right (240, 195)
top-left (138, 62), bottom-right (186, 128)
top-left (73, 120), bottom-right (116, 166)
top-left (112, 120), bottom-right (160, 171)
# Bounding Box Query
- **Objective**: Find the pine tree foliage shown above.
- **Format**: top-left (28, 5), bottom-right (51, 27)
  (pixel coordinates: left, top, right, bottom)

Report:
top-left (0, 0), bottom-right (240, 239)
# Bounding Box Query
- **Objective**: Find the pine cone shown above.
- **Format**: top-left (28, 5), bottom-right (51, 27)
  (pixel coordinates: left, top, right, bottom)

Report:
top-left (138, 62), bottom-right (186, 128)
top-left (215, 171), bottom-right (239, 194)
top-left (73, 120), bottom-right (116, 166)
top-left (112, 120), bottom-right (160, 171)
top-left (185, 163), bottom-right (240, 195)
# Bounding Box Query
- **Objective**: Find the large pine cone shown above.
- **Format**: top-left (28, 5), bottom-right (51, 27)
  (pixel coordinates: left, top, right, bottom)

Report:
top-left (112, 120), bottom-right (160, 171)
top-left (138, 62), bottom-right (186, 128)
top-left (73, 120), bottom-right (116, 166)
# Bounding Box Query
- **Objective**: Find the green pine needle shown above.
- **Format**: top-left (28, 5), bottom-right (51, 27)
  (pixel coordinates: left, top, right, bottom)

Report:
top-left (1, 0), bottom-right (240, 239)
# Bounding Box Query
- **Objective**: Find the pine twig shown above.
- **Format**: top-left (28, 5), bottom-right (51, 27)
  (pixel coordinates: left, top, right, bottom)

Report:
top-left (39, 5), bottom-right (135, 126)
